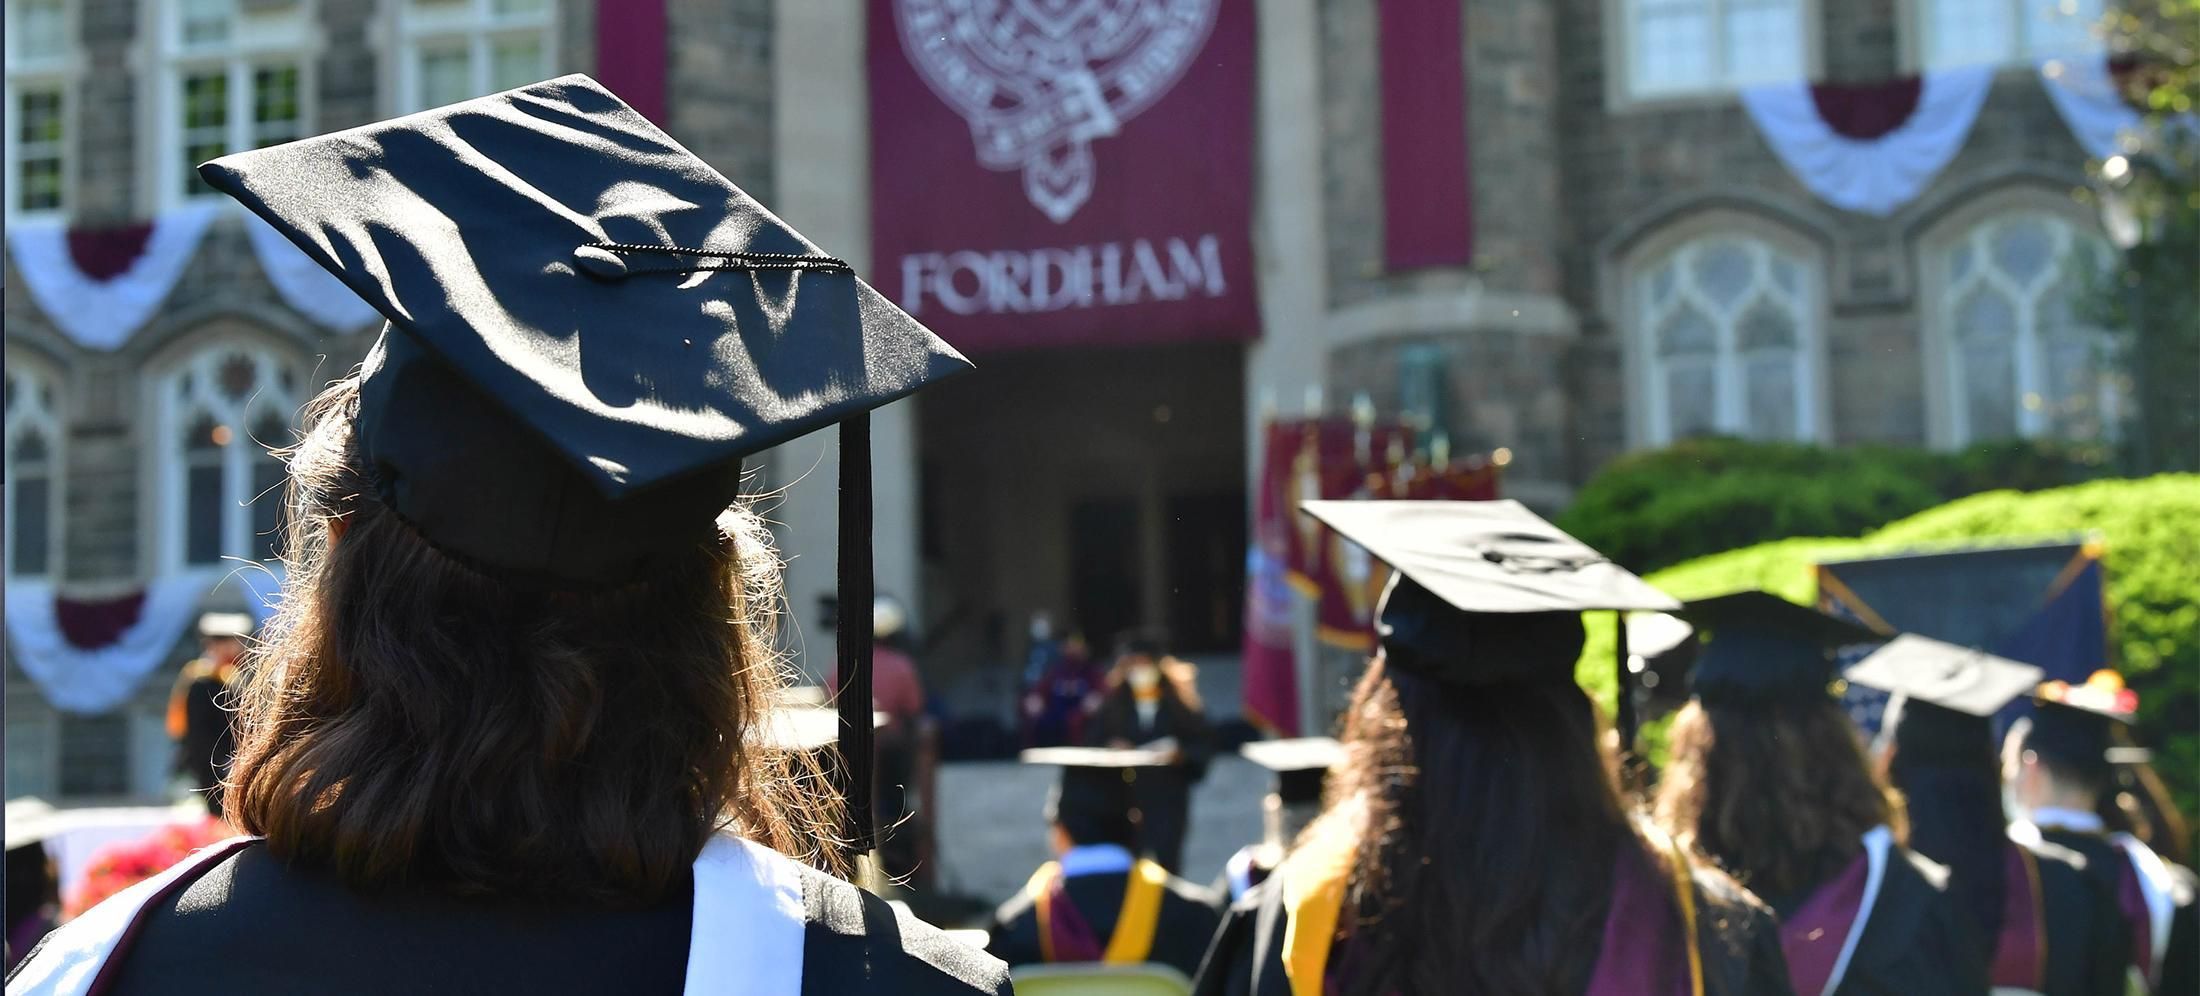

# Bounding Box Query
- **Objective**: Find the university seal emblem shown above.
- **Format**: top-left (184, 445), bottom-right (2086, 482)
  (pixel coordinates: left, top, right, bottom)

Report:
top-left (895, 0), bottom-right (1220, 223)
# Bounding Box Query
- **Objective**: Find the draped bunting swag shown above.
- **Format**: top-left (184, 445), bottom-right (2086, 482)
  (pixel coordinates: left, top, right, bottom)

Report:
top-left (7, 206), bottom-right (383, 349)
top-left (5, 205), bottom-right (219, 351)
top-left (2038, 54), bottom-right (2145, 161)
top-left (241, 215), bottom-right (383, 332)
top-left (1741, 66), bottom-right (1994, 217)
top-left (4, 577), bottom-right (213, 714)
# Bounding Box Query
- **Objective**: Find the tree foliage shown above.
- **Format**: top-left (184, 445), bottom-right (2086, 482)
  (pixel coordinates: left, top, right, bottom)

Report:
top-left (2078, 0), bottom-right (2200, 472)
top-left (1557, 438), bottom-right (2110, 574)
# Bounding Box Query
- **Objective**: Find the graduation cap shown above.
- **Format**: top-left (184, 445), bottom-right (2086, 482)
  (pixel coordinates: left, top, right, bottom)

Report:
top-left (197, 75), bottom-right (969, 859)
top-left (1239, 737), bottom-right (1341, 807)
top-left (1022, 747), bottom-right (1172, 845)
top-left (1845, 635), bottom-right (2042, 767)
top-left (1300, 499), bottom-right (1678, 758)
top-left (2026, 670), bottom-right (2139, 766)
top-left (1677, 590), bottom-right (1883, 703)
top-left (5, 798), bottom-right (62, 852)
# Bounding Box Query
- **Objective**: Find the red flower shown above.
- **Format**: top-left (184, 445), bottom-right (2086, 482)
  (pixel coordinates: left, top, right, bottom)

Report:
top-left (63, 818), bottom-right (231, 920)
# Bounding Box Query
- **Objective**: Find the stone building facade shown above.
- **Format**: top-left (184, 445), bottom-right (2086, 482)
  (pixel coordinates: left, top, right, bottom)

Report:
top-left (0, 0), bottom-right (773, 800)
top-left (4, 0), bottom-right (2119, 799)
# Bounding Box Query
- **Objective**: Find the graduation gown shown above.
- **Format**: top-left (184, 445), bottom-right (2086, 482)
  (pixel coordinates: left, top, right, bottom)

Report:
top-left (988, 859), bottom-right (1222, 978)
top-left (2028, 822), bottom-right (2200, 995)
top-left (1191, 826), bottom-right (1793, 996)
top-left (1760, 827), bottom-right (1985, 996)
top-left (1991, 834), bottom-right (2128, 996)
top-left (4, 835), bottom-right (1009, 995)
top-left (1086, 687), bottom-right (1213, 872)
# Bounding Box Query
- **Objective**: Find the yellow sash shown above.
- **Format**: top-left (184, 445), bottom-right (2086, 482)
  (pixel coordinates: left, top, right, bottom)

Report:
top-left (1278, 815), bottom-right (1360, 996)
top-left (1025, 858), bottom-right (1171, 964)
top-left (1647, 828), bottom-right (1706, 996)
top-left (1281, 817), bottom-right (1705, 996)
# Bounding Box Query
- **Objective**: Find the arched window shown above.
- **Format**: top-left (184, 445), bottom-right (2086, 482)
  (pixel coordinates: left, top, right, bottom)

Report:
top-left (158, 346), bottom-right (297, 571)
top-left (1933, 212), bottom-right (2116, 444)
top-left (1634, 234), bottom-right (1820, 445)
top-left (4, 364), bottom-right (63, 578)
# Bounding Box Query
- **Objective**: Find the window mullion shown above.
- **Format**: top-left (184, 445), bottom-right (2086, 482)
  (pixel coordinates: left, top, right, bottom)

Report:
top-left (229, 58), bottom-right (251, 158)
top-left (2014, 294), bottom-right (2045, 437)
top-left (472, 31), bottom-right (491, 99)
top-left (1713, 311), bottom-right (1742, 432)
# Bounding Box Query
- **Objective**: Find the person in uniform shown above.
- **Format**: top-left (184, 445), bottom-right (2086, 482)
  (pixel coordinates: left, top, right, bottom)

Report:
top-left (1197, 500), bottom-right (1793, 996)
top-left (1213, 737), bottom-right (1338, 905)
top-left (2006, 670), bottom-right (2198, 995)
top-left (6, 75), bottom-right (1006, 995)
top-left (988, 747), bottom-right (1223, 978)
top-left (1086, 632), bottom-right (1214, 872)
top-left (1652, 591), bottom-right (1985, 996)
top-left (1850, 635), bottom-right (2126, 995)
top-left (166, 612), bottom-right (251, 819)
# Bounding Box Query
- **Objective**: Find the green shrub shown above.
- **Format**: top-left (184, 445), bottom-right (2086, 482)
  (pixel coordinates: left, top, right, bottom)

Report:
top-left (1575, 475), bottom-right (2200, 834)
top-left (1558, 438), bottom-right (2111, 574)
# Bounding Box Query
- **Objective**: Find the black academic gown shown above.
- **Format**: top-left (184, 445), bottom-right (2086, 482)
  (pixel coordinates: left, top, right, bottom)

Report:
top-left (1760, 844), bottom-right (1985, 996)
top-left (7, 838), bottom-right (1009, 995)
top-left (1191, 855), bottom-right (1794, 996)
top-left (1086, 687), bottom-right (1213, 872)
top-left (2036, 825), bottom-right (2200, 995)
top-left (2013, 835), bottom-right (2130, 996)
top-left (987, 866), bottom-right (1222, 979)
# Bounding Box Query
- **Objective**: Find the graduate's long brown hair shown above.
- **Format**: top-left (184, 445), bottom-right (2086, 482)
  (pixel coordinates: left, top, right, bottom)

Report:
top-left (1318, 658), bottom-right (1646, 995)
top-left (225, 375), bottom-right (846, 904)
top-left (1654, 696), bottom-right (1905, 905)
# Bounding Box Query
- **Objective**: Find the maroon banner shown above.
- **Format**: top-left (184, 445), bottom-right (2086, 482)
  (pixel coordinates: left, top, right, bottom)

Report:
top-left (1379, 0), bottom-right (1472, 270)
top-left (595, 0), bottom-right (666, 126)
top-left (868, 0), bottom-right (1260, 353)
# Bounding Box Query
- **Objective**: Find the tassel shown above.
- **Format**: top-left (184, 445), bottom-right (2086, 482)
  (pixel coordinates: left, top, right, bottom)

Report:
top-left (835, 413), bottom-right (876, 860)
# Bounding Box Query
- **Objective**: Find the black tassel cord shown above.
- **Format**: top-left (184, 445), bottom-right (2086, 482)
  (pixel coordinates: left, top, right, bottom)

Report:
top-left (835, 413), bottom-right (876, 861)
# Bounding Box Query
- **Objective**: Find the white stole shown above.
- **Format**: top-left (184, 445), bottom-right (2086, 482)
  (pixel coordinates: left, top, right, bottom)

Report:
top-left (6, 834), bottom-right (808, 996)
top-left (1821, 824), bottom-right (1895, 996)
top-left (2112, 833), bottom-right (2178, 986)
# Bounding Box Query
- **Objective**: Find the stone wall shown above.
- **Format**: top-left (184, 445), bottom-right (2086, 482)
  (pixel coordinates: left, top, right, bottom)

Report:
top-left (1553, 0), bottom-right (2096, 472)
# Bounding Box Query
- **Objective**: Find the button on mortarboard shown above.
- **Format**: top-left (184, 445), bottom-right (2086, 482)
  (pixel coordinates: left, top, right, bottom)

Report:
top-left (1299, 499), bottom-right (1678, 685)
top-left (1675, 590), bottom-right (1884, 703)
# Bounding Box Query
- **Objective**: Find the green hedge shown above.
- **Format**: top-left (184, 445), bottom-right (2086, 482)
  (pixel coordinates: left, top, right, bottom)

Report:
top-left (1575, 475), bottom-right (2200, 828)
top-left (1557, 438), bottom-right (2111, 574)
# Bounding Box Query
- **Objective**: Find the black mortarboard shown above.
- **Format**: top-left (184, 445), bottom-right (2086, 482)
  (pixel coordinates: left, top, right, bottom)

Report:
top-left (1298, 500), bottom-right (1679, 686)
top-left (1846, 635), bottom-right (2041, 768)
top-left (1678, 590), bottom-right (1883, 703)
top-left (4, 798), bottom-right (61, 852)
top-left (198, 75), bottom-right (967, 858)
top-left (1239, 737), bottom-right (1341, 807)
top-left (1023, 747), bottom-right (1171, 845)
top-left (2026, 671), bottom-right (2139, 765)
